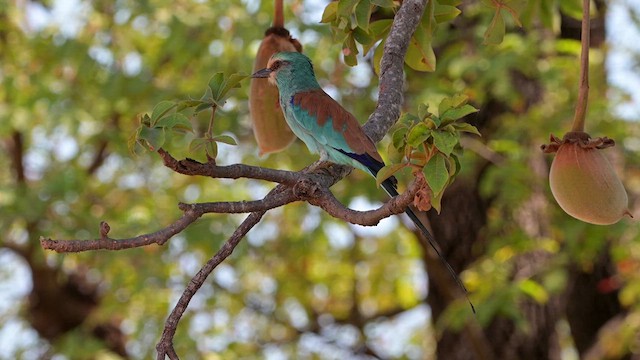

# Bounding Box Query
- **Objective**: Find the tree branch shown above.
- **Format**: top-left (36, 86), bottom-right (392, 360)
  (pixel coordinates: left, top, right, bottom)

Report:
top-left (9, 130), bottom-right (26, 184)
top-left (40, 185), bottom-right (299, 253)
top-left (40, 207), bottom-right (204, 252)
top-left (40, 165), bottom-right (423, 253)
top-left (40, 1), bottom-right (429, 358)
top-left (178, 192), bottom-right (298, 214)
top-left (307, 173), bottom-right (425, 226)
top-left (158, 148), bottom-right (302, 185)
top-left (87, 114), bottom-right (120, 176)
top-left (363, 0), bottom-right (427, 142)
top-left (156, 206), bottom-right (268, 360)
top-left (155, 3), bottom-right (427, 357)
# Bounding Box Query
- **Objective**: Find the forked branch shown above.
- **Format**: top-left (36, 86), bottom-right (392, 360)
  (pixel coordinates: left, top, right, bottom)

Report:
top-left (40, 0), bottom-right (428, 359)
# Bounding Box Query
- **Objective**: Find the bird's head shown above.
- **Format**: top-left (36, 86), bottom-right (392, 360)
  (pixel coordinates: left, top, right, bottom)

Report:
top-left (251, 52), bottom-right (317, 89)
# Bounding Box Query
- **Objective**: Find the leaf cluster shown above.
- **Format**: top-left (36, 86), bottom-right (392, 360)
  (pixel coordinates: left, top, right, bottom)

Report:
top-left (481, 0), bottom-right (589, 45)
top-left (321, 0), bottom-right (462, 72)
top-left (131, 72), bottom-right (247, 158)
top-left (376, 95), bottom-right (480, 212)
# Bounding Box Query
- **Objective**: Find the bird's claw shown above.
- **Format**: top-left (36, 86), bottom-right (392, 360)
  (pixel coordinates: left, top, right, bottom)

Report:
top-left (306, 160), bottom-right (333, 176)
top-left (293, 178), bottom-right (321, 199)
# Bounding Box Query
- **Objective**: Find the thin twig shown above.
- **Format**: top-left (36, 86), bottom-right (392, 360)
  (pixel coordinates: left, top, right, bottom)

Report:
top-left (179, 190), bottom-right (298, 214)
top-left (40, 208), bottom-right (204, 252)
top-left (206, 104), bottom-right (217, 139)
top-left (307, 175), bottom-right (425, 225)
top-left (40, 187), bottom-right (299, 253)
top-left (158, 148), bottom-right (302, 185)
top-left (10, 130), bottom-right (25, 184)
top-left (274, 0), bottom-right (284, 28)
top-left (571, 0), bottom-right (590, 132)
top-left (155, 205), bottom-right (269, 360)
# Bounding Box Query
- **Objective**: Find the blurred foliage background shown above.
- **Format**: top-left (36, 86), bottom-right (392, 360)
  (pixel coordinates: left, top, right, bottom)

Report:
top-left (1, 0), bottom-right (639, 359)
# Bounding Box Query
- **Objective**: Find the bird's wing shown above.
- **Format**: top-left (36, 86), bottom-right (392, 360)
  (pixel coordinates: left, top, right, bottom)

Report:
top-left (290, 89), bottom-right (385, 173)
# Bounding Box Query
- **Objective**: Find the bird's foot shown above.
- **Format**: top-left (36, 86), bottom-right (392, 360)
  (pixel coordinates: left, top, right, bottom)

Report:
top-left (306, 160), bottom-right (333, 175)
top-left (293, 177), bottom-right (322, 199)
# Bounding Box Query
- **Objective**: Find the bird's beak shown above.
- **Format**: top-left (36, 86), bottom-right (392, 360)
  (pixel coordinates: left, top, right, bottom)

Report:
top-left (251, 68), bottom-right (272, 78)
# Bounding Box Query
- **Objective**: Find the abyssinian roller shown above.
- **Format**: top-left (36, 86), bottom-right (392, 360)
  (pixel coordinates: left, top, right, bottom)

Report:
top-left (252, 52), bottom-right (474, 313)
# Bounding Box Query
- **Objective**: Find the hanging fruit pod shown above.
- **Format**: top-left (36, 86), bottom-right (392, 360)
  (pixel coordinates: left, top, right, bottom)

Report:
top-left (250, 27), bottom-right (302, 155)
top-left (542, 132), bottom-right (632, 225)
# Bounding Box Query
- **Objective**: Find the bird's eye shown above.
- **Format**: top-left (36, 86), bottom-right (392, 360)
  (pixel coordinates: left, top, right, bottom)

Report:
top-left (270, 60), bottom-right (283, 71)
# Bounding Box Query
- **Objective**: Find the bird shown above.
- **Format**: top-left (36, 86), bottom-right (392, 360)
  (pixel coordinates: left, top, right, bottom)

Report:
top-left (252, 51), bottom-right (474, 313)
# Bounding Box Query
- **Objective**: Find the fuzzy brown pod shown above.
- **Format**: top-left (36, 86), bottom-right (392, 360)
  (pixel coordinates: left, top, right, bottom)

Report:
top-left (542, 132), bottom-right (632, 225)
top-left (250, 28), bottom-right (302, 155)
top-left (412, 171), bottom-right (432, 212)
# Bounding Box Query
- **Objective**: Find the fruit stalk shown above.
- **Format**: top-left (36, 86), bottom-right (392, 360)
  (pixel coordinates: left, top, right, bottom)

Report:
top-left (571, 0), bottom-right (590, 132)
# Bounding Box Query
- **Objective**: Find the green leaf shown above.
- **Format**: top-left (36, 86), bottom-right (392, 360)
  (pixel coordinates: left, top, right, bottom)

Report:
top-left (353, 27), bottom-right (374, 47)
top-left (218, 73), bottom-right (249, 100)
top-left (559, 0), bottom-right (584, 21)
top-left (484, 9), bottom-right (506, 45)
top-left (138, 126), bottom-right (165, 151)
top-left (356, 19), bottom-right (392, 53)
top-left (387, 141), bottom-right (405, 163)
top-left (430, 189), bottom-right (443, 213)
top-left (337, 0), bottom-right (359, 18)
top-left (205, 141), bottom-right (218, 158)
top-left (141, 114), bottom-right (151, 126)
top-left (201, 87), bottom-right (213, 101)
top-left (438, 94), bottom-right (468, 116)
top-left (440, 104), bottom-right (479, 122)
top-left (438, 0), bottom-right (462, 6)
top-left (406, 122), bottom-right (431, 147)
top-left (540, 0), bottom-right (558, 30)
top-left (128, 130), bottom-right (141, 155)
top-left (155, 113), bottom-right (193, 133)
top-left (189, 138), bottom-right (207, 152)
top-left (447, 153), bottom-right (461, 178)
top-left (321, 1), bottom-right (339, 23)
top-left (208, 72), bottom-right (225, 100)
top-left (405, 1), bottom-right (436, 72)
top-left (426, 115), bottom-right (442, 128)
top-left (432, 130), bottom-right (459, 156)
top-left (373, 36), bottom-right (386, 74)
top-left (150, 101), bottom-right (176, 126)
top-left (211, 135), bottom-right (237, 146)
top-left (375, 163), bottom-right (405, 186)
top-left (418, 103), bottom-right (431, 121)
top-left (518, 279), bottom-right (549, 304)
top-left (405, 31), bottom-right (436, 72)
top-left (337, 16), bottom-right (350, 31)
top-left (453, 123), bottom-right (481, 136)
top-left (195, 102), bottom-right (214, 113)
top-left (398, 112), bottom-right (420, 126)
top-left (189, 138), bottom-right (218, 158)
top-left (434, 4), bottom-right (461, 23)
top-left (355, 0), bottom-right (372, 30)
top-left (504, 1), bottom-right (525, 27)
top-left (343, 34), bottom-right (359, 66)
top-left (370, 0), bottom-right (394, 8)
top-left (368, 19), bottom-right (393, 39)
top-left (392, 127), bottom-right (408, 149)
top-left (424, 153), bottom-right (448, 196)
top-left (177, 99), bottom-right (206, 112)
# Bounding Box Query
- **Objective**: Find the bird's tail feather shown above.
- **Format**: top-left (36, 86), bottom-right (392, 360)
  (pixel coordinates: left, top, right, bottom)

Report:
top-left (380, 178), bottom-right (476, 314)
